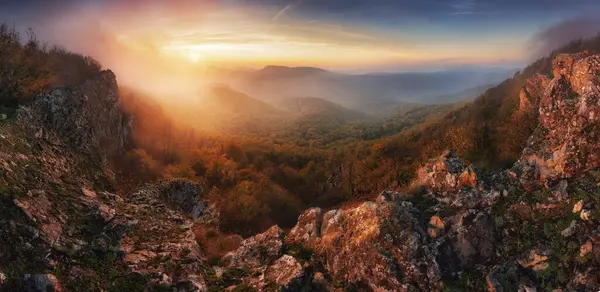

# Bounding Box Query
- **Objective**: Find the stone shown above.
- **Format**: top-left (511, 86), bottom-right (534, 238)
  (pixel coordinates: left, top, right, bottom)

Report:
top-left (580, 240), bottom-right (593, 257)
top-left (517, 249), bottom-right (551, 271)
top-left (221, 225), bottom-right (285, 269)
top-left (81, 188), bottom-right (97, 198)
top-left (573, 200), bottom-right (584, 214)
top-left (16, 70), bottom-right (132, 158)
top-left (561, 220), bottom-right (579, 237)
top-left (23, 274), bottom-right (62, 292)
top-left (286, 207), bottom-right (323, 247)
top-left (580, 209), bottom-right (592, 221)
top-left (286, 193), bottom-right (443, 291)
top-left (265, 255), bottom-right (304, 290)
top-left (14, 190), bottom-right (67, 245)
top-left (516, 54), bottom-right (600, 188)
top-left (429, 215), bottom-right (446, 230)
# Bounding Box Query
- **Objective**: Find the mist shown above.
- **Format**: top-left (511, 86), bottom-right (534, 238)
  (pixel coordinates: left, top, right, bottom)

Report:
top-left (528, 14), bottom-right (600, 59)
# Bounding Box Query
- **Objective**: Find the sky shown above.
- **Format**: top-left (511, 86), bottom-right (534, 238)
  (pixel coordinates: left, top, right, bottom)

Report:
top-left (0, 0), bottom-right (600, 72)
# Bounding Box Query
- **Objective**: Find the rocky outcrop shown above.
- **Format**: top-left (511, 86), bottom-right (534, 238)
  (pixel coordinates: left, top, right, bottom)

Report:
top-left (221, 225), bottom-right (285, 269)
top-left (516, 53), bottom-right (600, 189)
top-left (415, 150), bottom-right (482, 193)
top-left (17, 70), bottom-right (132, 159)
top-left (519, 73), bottom-right (551, 111)
top-left (286, 192), bottom-right (443, 291)
top-left (156, 179), bottom-right (216, 222)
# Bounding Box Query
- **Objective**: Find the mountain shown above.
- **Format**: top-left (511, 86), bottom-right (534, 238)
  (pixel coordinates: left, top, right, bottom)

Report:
top-left (201, 85), bottom-right (280, 116)
top-left (417, 84), bottom-right (494, 104)
top-left (214, 65), bottom-right (513, 115)
top-left (280, 97), bottom-right (367, 123)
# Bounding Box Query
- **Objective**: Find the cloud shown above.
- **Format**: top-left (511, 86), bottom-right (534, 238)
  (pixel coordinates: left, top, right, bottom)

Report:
top-left (528, 15), bottom-right (600, 58)
top-left (273, 0), bottom-right (305, 21)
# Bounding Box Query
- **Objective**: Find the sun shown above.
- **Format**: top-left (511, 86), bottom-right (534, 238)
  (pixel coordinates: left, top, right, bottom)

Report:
top-left (189, 52), bottom-right (201, 63)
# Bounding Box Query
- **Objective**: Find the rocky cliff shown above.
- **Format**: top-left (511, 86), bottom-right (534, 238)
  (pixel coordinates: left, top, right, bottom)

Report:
top-left (3, 53), bottom-right (600, 292)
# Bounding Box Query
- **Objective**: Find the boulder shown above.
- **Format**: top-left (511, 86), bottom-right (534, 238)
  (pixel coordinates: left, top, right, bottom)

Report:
top-left (221, 225), bottom-right (285, 269)
top-left (264, 255), bottom-right (304, 291)
top-left (23, 274), bottom-right (62, 292)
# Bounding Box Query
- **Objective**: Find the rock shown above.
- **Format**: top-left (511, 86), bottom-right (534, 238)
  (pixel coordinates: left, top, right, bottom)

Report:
top-left (286, 207), bottom-right (323, 247)
top-left (16, 70), bottom-right (132, 158)
top-left (23, 274), bottom-right (62, 292)
top-left (573, 200), bottom-right (584, 214)
top-left (429, 215), bottom-right (446, 229)
top-left (221, 225), bottom-right (285, 269)
top-left (156, 179), bottom-right (212, 220)
top-left (449, 210), bottom-right (496, 268)
top-left (519, 73), bottom-right (551, 111)
top-left (517, 249), bottom-right (551, 271)
top-left (415, 150), bottom-right (481, 193)
top-left (287, 193), bottom-right (443, 291)
top-left (516, 54), bottom-right (600, 188)
top-left (580, 209), bottom-right (592, 221)
top-left (580, 240), bottom-right (593, 257)
top-left (486, 267), bottom-right (504, 292)
top-left (81, 188), bottom-right (97, 198)
top-left (571, 267), bottom-right (599, 290)
top-left (561, 220), bottom-right (579, 237)
top-left (264, 255), bottom-right (304, 291)
top-left (14, 190), bottom-right (67, 245)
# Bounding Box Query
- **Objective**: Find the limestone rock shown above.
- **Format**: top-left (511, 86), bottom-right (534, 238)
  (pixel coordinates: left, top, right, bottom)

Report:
top-left (516, 54), bottom-right (600, 189)
top-left (16, 70), bottom-right (132, 158)
top-left (221, 225), bottom-right (285, 269)
top-left (264, 255), bottom-right (304, 291)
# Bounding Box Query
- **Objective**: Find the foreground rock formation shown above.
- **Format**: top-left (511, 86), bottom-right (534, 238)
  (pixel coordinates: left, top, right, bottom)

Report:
top-left (2, 53), bottom-right (600, 291)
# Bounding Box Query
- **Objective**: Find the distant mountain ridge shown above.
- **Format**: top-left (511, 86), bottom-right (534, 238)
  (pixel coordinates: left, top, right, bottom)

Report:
top-left (211, 65), bottom-right (513, 115)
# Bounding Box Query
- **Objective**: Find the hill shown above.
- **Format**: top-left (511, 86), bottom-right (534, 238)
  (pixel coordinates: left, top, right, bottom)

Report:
top-left (216, 65), bottom-right (512, 115)
top-left (280, 97), bottom-right (367, 123)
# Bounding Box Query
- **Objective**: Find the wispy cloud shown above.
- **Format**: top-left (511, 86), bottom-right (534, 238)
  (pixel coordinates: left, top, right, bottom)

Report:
top-left (273, 0), bottom-right (305, 21)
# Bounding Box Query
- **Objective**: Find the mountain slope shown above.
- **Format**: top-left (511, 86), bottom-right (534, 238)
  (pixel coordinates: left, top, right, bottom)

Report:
top-left (281, 97), bottom-right (368, 122)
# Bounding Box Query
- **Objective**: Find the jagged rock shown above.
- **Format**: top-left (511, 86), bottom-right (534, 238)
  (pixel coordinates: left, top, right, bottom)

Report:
top-left (415, 150), bottom-right (481, 193)
top-left (14, 190), bottom-right (67, 245)
top-left (156, 179), bottom-right (211, 220)
top-left (519, 74), bottom-right (551, 111)
top-left (447, 210), bottom-right (496, 268)
top-left (264, 255), bottom-right (304, 291)
top-left (286, 207), bottom-right (322, 247)
top-left (286, 192), bottom-right (443, 291)
top-left (518, 249), bottom-right (551, 271)
top-left (573, 200), bottom-right (584, 214)
top-left (16, 70), bottom-right (132, 158)
top-left (517, 54), bottom-right (600, 189)
top-left (23, 274), bottom-right (62, 292)
top-left (221, 225), bottom-right (285, 269)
